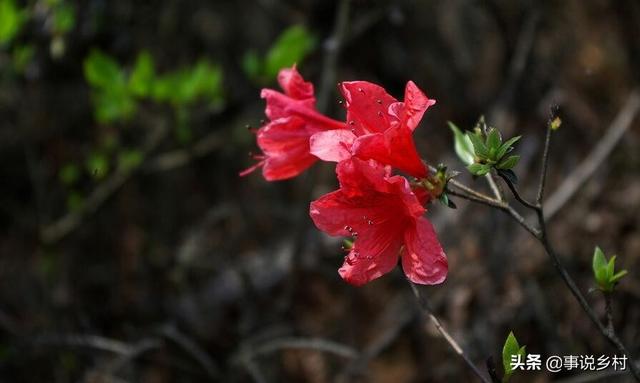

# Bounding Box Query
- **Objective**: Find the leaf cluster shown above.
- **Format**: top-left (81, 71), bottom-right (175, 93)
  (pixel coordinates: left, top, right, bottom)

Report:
top-left (592, 247), bottom-right (627, 292)
top-left (84, 49), bottom-right (224, 123)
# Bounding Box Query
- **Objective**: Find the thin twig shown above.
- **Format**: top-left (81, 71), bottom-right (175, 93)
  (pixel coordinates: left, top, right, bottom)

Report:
top-left (496, 172), bottom-right (539, 210)
top-left (543, 90), bottom-right (640, 220)
top-left (40, 120), bottom-right (168, 244)
top-left (484, 173), bottom-right (503, 201)
top-left (158, 325), bottom-right (221, 380)
top-left (536, 121), bottom-right (553, 204)
top-left (247, 337), bottom-right (359, 359)
top-left (407, 279), bottom-right (491, 383)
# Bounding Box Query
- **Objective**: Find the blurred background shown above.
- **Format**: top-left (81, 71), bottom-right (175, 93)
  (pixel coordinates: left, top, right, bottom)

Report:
top-left (1, 0), bottom-right (640, 382)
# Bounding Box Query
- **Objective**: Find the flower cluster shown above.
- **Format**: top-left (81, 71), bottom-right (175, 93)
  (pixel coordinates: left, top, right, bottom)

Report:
top-left (242, 66), bottom-right (447, 286)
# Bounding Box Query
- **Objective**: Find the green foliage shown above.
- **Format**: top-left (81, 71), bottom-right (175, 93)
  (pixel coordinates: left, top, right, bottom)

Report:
top-left (502, 331), bottom-right (526, 382)
top-left (153, 60), bottom-right (223, 106)
top-left (117, 149), bottom-right (143, 172)
top-left (0, 0), bottom-right (27, 45)
top-left (86, 151), bottom-right (109, 179)
top-left (265, 25), bottom-right (315, 79)
top-left (52, 2), bottom-right (75, 34)
top-left (128, 51), bottom-right (155, 97)
top-left (12, 43), bottom-right (34, 73)
top-left (84, 49), bottom-right (126, 89)
top-left (84, 49), bottom-right (223, 123)
top-left (59, 163), bottom-right (80, 185)
top-left (243, 25), bottom-right (315, 82)
top-left (593, 247), bottom-right (628, 292)
top-left (451, 117), bottom-right (521, 176)
top-left (448, 122), bottom-right (474, 165)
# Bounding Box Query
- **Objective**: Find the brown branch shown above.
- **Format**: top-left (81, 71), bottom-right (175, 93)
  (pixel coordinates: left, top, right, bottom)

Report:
top-left (407, 280), bottom-right (491, 383)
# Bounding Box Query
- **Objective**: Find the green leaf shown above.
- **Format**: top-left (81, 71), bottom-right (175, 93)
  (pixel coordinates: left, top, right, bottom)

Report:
top-left (610, 269), bottom-right (628, 283)
top-left (486, 128), bottom-right (502, 152)
top-left (86, 152), bottom-right (109, 179)
top-left (496, 136), bottom-right (521, 160)
top-left (153, 60), bottom-right (223, 106)
top-left (128, 51), bottom-right (155, 97)
top-left (502, 332), bottom-right (524, 380)
top-left (84, 49), bottom-right (126, 90)
top-left (448, 122), bottom-right (475, 165)
top-left (467, 163), bottom-right (491, 176)
top-left (59, 163), bottom-right (80, 185)
top-left (93, 90), bottom-right (137, 123)
top-left (592, 247), bottom-right (607, 277)
top-left (550, 116), bottom-right (562, 131)
top-left (264, 25), bottom-right (315, 79)
top-left (117, 149), bottom-right (143, 172)
top-left (606, 256), bottom-right (617, 281)
top-left (0, 0), bottom-right (27, 45)
top-left (467, 132), bottom-right (489, 159)
top-left (242, 50), bottom-right (262, 80)
top-left (52, 3), bottom-right (75, 34)
top-left (497, 155), bottom-right (520, 170)
top-left (12, 43), bottom-right (34, 73)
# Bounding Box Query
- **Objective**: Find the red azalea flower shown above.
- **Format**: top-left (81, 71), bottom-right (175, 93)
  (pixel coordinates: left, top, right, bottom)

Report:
top-left (309, 80), bottom-right (435, 178)
top-left (309, 158), bottom-right (447, 286)
top-left (240, 66), bottom-right (346, 181)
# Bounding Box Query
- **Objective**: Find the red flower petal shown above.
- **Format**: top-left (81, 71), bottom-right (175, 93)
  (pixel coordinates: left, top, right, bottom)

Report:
top-left (352, 126), bottom-right (428, 178)
top-left (398, 81), bottom-right (436, 131)
top-left (256, 117), bottom-right (317, 180)
top-left (277, 66), bottom-right (314, 100)
top-left (402, 217), bottom-right (448, 285)
top-left (309, 130), bottom-right (357, 162)
top-left (340, 81), bottom-right (398, 134)
top-left (338, 236), bottom-right (403, 286)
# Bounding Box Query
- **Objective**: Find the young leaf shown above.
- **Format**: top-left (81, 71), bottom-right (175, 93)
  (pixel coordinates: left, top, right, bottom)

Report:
top-left (486, 128), bottom-right (502, 151)
top-left (0, 0), bottom-right (27, 45)
top-left (502, 332), bottom-right (525, 381)
top-left (496, 136), bottom-right (521, 160)
top-left (592, 247), bottom-right (607, 277)
top-left (128, 51), bottom-right (155, 97)
top-left (264, 25), bottom-right (315, 79)
top-left (52, 3), bottom-right (75, 35)
top-left (610, 270), bottom-right (628, 283)
top-left (242, 50), bottom-right (262, 80)
top-left (467, 163), bottom-right (491, 176)
top-left (497, 155), bottom-right (520, 170)
top-left (448, 122), bottom-right (475, 165)
top-left (550, 116), bottom-right (562, 131)
top-left (467, 132), bottom-right (489, 159)
top-left (84, 49), bottom-right (125, 90)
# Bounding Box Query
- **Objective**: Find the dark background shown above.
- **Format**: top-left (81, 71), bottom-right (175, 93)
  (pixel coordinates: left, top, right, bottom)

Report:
top-left (1, 0), bottom-right (640, 382)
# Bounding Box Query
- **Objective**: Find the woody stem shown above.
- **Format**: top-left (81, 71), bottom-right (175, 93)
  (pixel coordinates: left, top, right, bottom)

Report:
top-left (407, 279), bottom-right (491, 383)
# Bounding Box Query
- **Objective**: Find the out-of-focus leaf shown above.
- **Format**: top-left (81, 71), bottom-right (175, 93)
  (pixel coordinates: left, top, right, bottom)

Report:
top-left (93, 89), bottom-right (136, 123)
top-left (84, 49), bottom-right (125, 90)
top-left (264, 25), bottom-right (315, 79)
top-left (0, 0), bottom-right (27, 45)
top-left (117, 149), bottom-right (143, 172)
top-left (59, 163), bottom-right (80, 185)
top-left (12, 43), bottom-right (34, 73)
top-left (53, 3), bottom-right (75, 34)
top-left (128, 51), bottom-right (155, 97)
top-left (86, 151), bottom-right (109, 179)
top-left (448, 122), bottom-right (474, 165)
top-left (242, 50), bottom-right (262, 80)
top-left (153, 60), bottom-right (223, 106)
